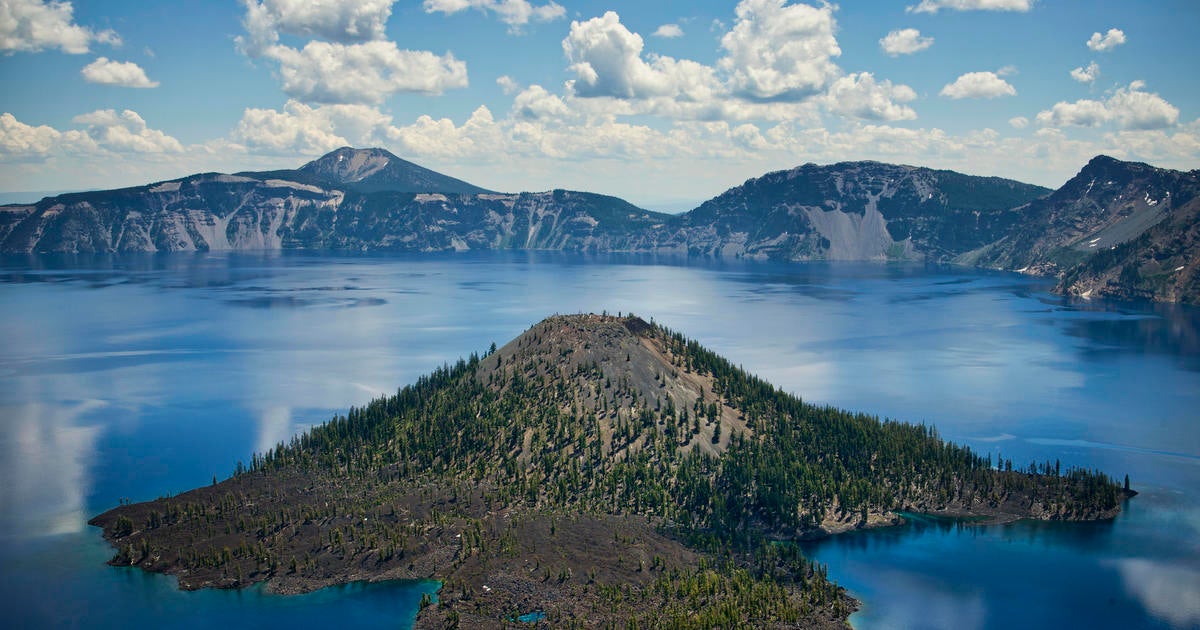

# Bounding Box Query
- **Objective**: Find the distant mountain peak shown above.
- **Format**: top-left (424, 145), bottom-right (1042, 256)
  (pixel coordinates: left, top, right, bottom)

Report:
top-left (1058, 155), bottom-right (1197, 201)
top-left (293, 146), bottom-right (491, 195)
top-left (1076, 154), bottom-right (1159, 179)
top-left (300, 147), bottom-right (398, 181)
top-left (1086, 154), bottom-right (1121, 166)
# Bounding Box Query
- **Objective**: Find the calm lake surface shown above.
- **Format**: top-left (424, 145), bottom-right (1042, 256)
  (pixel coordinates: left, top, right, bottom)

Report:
top-left (1, 251), bottom-right (1197, 629)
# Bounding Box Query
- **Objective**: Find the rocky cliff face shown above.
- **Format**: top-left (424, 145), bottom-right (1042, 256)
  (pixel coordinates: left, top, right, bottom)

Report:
top-left (1055, 190), bottom-right (1200, 303)
top-left (961, 156), bottom-right (1200, 303)
top-left (3, 148), bottom-right (1196, 303)
top-left (290, 189), bottom-right (670, 252)
top-left (1, 151), bottom-right (1045, 260)
top-left (634, 161), bottom-right (1049, 261)
top-left (0, 174), bottom-right (332, 252)
top-left (0, 177), bottom-right (667, 254)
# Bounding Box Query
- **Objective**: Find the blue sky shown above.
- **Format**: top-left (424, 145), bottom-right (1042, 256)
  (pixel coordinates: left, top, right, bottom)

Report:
top-left (1, 0), bottom-right (1197, 209)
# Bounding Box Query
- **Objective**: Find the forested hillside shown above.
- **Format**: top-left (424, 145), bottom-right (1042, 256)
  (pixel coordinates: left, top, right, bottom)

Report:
top-left (90, 314), bottom-right (1129, 628)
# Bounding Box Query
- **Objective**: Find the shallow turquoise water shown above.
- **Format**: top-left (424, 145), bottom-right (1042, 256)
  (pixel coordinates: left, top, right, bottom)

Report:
top-left (1, 251), bottom-right (1197, 628)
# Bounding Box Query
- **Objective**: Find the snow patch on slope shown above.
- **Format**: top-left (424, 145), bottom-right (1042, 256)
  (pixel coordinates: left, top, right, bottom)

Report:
top-left (149, 181), bottom-right (181, 193)
top-left (265, 180), bottom-right (323, 193)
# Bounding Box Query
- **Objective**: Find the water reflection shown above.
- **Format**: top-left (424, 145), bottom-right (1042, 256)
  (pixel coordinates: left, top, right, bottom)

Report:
top-left (0, 401), bottom-right (102, 537)
top-left (1026, 437), bottom-right (1200, 463)
top-left (857, 568), bottom-right (986, 630)
top-left (226, 296), bottom-right (387, 309)
top-left (255, 406), bottom-right (294, 457)
top-left (1114, 559), bottom-right (1200, 628)
top-left (1037, 294), bottom-right (1200, 370)
top-left (806, 513), bottom-right (1119, 557)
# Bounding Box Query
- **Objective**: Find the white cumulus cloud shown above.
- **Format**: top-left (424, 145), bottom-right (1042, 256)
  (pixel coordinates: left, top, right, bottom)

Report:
top-left (0, 113), bottom-right (84, 156)
top-left (718, 0), bottom-right (841, 101)
top-left (511, 85), bottom-right (571, 121)
top-left (230, 100), bottom-right (388, 155)
top-left (230, 103), bottom-right (1187, 204)
top-left (388, 106), bottom-right (506, 160)
top-left (1087, 28), bottom-right (1126, 52)
top-left (653, 24), bottom-right (684, 38)
top-left (908, 0), bottom-right (1032, 13)
top-left (236, 0), bottom-right (469, 105)
top-left (1036, 81), bottom-right (1179, 130)
top-left (1008, 116), bottom-right (1028, 129)
top-left (71, 109), bottom-right (183, 153)
top-left (81, 58), bottom-right (159, 88)
top-left (553, 7), bottom-right (922, 124)
top-left (731, 123), bottom-right (769, 150)
top-left (563, 12), bottom-right (719, 102)
top-left (1106, 81), bottom-right (1179, 129)
top-left (0, 0), bottom-right (120, 54)
top-left (496, 75), bottom-right (520, 95)
top-left (879, 28), bottom-right (933, 57)
top-left (264, 41), bottom-right (468, 104)
top-left (940, 71), bottom-right (1016, 99)
top-left (1070, 61), bottom-right (1099, 84)
top-left (0, 110), bottom-right (191, 160)
top-left (423, 0), bottom-right (565, 28)
top-left (825, 72), bottom-right (917, 121)
top-left (215, 103), bottom-right (1199, 197)
top-left (564, 11), bottom-right (663, 99)
top-left (237, 0), bottom-right (395, 55)
top-left (1036, 99), bottom-right (1108, 127)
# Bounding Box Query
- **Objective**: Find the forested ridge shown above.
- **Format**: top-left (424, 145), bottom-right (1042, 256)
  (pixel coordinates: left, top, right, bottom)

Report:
top-left (91, 314), bottom-right (1129, 628)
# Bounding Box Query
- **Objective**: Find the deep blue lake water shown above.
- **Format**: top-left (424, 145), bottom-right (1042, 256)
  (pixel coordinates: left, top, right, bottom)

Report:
top-left (1, 251), bottom-right (1197, 629)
